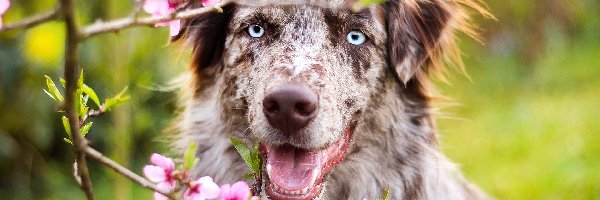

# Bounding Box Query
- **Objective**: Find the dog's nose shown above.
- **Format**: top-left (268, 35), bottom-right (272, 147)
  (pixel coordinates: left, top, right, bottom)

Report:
top-left (263, 83), bottom-right (318, 134)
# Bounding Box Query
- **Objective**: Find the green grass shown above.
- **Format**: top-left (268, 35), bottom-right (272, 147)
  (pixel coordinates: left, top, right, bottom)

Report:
top-left (437, 29), bottom-right (600, 199)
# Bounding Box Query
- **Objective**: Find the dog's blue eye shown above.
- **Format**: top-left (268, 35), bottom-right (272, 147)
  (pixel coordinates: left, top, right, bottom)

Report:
top-left (347, 30), bottom-right (366, 45)
top-left (248, 25), bottom-right (265, 38)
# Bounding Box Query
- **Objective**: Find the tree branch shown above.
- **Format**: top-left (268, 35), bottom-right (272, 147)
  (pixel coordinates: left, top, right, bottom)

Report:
top-left (17, 1), bottom-right (235, 199)
top-left (80, 0), bottom-right (230, 39)
top-left (60, 0), bottom-right (94, 199)
top-left (83, 146), bottom-right (175, 199)
top-left (0, 6), bottom-right (61, 33)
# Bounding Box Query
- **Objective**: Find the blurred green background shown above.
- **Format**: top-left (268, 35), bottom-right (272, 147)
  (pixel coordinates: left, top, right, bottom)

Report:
top-left (0, 0), bottom-right (599, 199)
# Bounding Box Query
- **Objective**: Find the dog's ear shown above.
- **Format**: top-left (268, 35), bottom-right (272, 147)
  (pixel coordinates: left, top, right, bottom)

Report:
top-left (172, 3), bottom-right (236, 77)
top-left (383, 0), bottom-right (456, 84)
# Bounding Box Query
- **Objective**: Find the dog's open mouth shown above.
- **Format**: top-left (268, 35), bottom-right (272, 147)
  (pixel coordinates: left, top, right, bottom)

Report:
top-left (260, 123), bottom-right (356, 200)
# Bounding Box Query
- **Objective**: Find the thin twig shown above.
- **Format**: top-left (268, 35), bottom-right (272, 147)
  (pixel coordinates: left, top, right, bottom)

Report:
top-left (0, 6), bottom-right (61, 33)
top-left (83, 147), bottom-right (175, 199)
top-left (80, 0), bottom-right (229, 39)
top-left (60, 0), bottom-right (95, 199)
top-left (80, 107), bottom-right (105, 125)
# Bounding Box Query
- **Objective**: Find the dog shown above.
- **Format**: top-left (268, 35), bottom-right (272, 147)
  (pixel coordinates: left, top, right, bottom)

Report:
top-left (171, 0), bottom-right (491, 199)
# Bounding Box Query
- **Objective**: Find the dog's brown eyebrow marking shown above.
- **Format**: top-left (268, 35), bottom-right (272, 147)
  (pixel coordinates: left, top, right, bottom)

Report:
top-left (323, 8), bottom-right (374, 44)
top-left (351, 8), bottom-right (373, 20)
top-left (323, 9), bottom-right (345, 46)
top-left (320, 8), bottom-right (375, 83)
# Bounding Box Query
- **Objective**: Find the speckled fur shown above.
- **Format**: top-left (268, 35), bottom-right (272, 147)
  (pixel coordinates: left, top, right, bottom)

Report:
top-left (171, 0), bottom-right (491, 199)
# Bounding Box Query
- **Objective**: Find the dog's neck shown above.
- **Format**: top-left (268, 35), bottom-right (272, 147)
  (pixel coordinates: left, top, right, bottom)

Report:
top-left (175, 74), bottom-right (487, 199)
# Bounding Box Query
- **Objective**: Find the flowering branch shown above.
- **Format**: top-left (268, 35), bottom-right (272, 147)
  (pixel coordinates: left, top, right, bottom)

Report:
top-left (83, 146), bottom-right (175, 199)
top-left (0, 5), bottom-right (60, 32)
top-left (80, 0), bottom-right (229, 39)
top-left (32, 0), bottom-right (258, 199)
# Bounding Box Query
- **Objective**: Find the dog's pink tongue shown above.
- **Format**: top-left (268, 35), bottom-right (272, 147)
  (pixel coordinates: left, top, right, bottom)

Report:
top-left (267, 145), bottom-right (324, 190)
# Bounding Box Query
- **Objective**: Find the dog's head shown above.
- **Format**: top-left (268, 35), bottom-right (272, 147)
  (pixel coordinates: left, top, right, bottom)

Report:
top-left (176, 0), bottom-right (479, 199)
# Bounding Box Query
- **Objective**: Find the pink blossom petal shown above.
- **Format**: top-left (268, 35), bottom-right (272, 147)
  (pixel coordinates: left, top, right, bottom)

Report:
top-left (250, 197), bottom-right (259, 200)
top-left (143, 0), bottom-right (170, 15)
top-left (221, 181), bottom-right (251, 200)
top-left (157, 181), bottom-right (176, 191)
top-left (154, 182), bottom-right (175, 200)
top-left (150, 153), bottom-right (175, 170)
top-left (0, 0), bottom-right (10, 14)
top-left (220, 184), bottom-right (232, 199)
top-left (183, 188), bottom-right (202, 200)
top-left (230, 181), bottom-right (250, 199)
top-left (143, 165), bottom-right (167, 183)
top-left (154, 192), bottom-right (169, 200)
top-left (198, 176), bottom-right (220, 199)
top-left (201, 0), bottom-right (220, 7)
top-left (169, 20), bottom-right (181, 37)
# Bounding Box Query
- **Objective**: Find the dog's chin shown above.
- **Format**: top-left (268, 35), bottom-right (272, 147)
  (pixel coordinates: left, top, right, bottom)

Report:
top-left (259, 123), bottom-right (356, 200)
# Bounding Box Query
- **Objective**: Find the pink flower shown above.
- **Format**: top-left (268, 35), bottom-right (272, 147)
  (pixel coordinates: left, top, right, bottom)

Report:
top-left (144, 153), bottom-right (177, 200)
top-left (0, 0), bottom-right (10, 29)
top-left (220, 181), bottom-right (253, 200)
top-left (184, 176), bottom-right (221, 200)
top-left (201, 0), bottom-right (220, 7)
top-left (142, 0), bottom-right (220, 36)
top-left (143, 0), bottom-right (181, 37)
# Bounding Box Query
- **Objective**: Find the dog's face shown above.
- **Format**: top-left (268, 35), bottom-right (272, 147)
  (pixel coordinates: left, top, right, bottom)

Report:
top-left (178, 0), bottom-right (459, 199)
top-left (227, 3), bottom-right (387, 151)
top-left (222, 4), bottom-right (388, 198)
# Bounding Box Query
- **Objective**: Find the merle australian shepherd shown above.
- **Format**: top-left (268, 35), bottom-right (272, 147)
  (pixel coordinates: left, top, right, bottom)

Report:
top-left (171, 0), bottom-right (491, 199)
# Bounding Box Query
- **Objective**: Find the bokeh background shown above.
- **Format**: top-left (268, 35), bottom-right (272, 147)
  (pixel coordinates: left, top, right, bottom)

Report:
top-left (0, 0), bottom-right (599, 199)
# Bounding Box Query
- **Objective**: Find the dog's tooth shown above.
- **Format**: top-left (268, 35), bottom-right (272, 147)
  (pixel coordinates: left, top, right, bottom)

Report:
top-left (309, 170), bottom-right (319, 186)
top-left (301, 188), bottom-right (309, 194)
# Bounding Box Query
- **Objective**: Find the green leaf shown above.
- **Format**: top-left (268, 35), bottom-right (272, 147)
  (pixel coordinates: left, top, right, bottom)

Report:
top-left (381, 186), bottom-right (390, 200)
top-left (75, 88), bottom-right (88, 118)
top-left (44, 89), bottom-right (56, 101)
top-left (75, 71), bottom-right (88, 118)
top-left (80, 122), bottom-right (93, 137)
top-left (353, 0), bottom-right (388, 11)
top-left (229, 136), bottom-right (258, 173)
top-left (82, 95), bottom-right (89, 107)
top-left (77, 70), bottom-right (84, 90)
top-left (62, 116), bottom-right (71, 137)
top-left (243, 173), bottom-right (254, 179)
top-left (59, 78), bottom-right (66, 89)
top-left (44, 75), bottom-right (63, 103)
top-left (184, 142), bottom-right (200, 170)
top-left (63, 138), bottom-right (73, 145)
top-left (250, 143), bottom-right (262, 174)
top-left (104, 87), bottom-right (130, 111)
top-left (358, 0), bottom-right (387, 6)
top-left (82, 84), bottom-right (101, 107)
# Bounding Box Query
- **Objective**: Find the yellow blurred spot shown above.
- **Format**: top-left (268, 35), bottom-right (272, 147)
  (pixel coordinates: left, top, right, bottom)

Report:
top-left (23, 22), bottom-right (65, 67)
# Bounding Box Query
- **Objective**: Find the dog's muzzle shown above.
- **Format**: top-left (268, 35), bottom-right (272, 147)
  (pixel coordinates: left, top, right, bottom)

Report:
top-left (262, 83), bottom-right (319, 134)
top-left (260, 83), bottom-right (355, 199)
